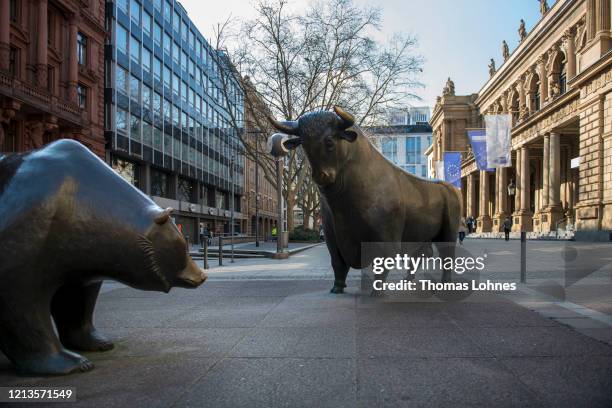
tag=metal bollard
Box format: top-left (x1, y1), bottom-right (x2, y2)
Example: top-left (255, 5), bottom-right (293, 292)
top-left (218, 235), bottom-right (223, 266)
top-left (202, 237), bottom-right (209, 270)
top-left (520, 231), bottom-right (526, 283)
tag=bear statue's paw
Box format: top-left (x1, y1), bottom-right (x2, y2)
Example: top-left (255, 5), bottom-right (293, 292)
top-left (16, 349), bottom-right (94, 376)
top-left (330, 285), bottom-right (345, 294)
top-left (60, 328), bottom-right (114, 352)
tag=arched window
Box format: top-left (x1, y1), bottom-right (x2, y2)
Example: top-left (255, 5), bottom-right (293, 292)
top-left (531, 74), bottom-right (541, 111)
top-left (558, 58), bottom-right (567, 95)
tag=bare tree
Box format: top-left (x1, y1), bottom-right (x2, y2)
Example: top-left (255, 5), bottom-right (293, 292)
top-left (213, 0), bottom-right (423, 231)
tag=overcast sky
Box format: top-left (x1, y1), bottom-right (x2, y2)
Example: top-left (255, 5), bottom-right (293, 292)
top-left (179, 0), bottom-right (544, 111)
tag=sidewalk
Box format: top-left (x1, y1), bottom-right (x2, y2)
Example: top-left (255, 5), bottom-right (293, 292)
top-left (1, 242), bottom-right (611, 407)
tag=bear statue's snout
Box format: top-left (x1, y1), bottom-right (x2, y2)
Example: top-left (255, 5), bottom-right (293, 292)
top-left (176, 259), bottom-right (207, 288)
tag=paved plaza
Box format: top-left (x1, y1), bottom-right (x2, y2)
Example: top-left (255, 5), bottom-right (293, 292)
top-left (1, 240), bottom-right (612, 407)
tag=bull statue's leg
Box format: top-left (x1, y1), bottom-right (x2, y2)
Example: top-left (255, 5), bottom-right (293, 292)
top-left (51, 281), bottom-right (114, 352)
top-left (324, 229), bottom-right (349, 294)
top-left (0, 293), bottom-right (94, 375)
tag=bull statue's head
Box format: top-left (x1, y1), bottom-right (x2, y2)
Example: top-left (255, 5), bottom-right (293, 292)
top-left (268, 106), bottom-right (358, 186)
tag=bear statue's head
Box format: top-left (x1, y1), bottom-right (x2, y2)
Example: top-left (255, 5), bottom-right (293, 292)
top-left (137, 207), bottom-right (207, 292)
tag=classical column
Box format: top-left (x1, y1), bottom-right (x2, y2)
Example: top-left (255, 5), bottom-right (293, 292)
top-left (36, 0), bottom-right (48, 88)
top-left (596, 0), bottom-right (610, 32)
top-left (514, 148), bottom-right (522, 215)
top-left (587, 0), bottom-right (596, 40)
top-left (538, 57), bottom-right (548, 103)
top-left (68, 16), bottom-right (79, 103)
top-left (493, 167), bottom-right (508, 231)
top-left (518, 78), bottom-right (527, 120)
top-left (564, 29), bottom-right (576, 79)
top-left (466, 173), bottom-right (474, 218)
top-left (0, 0), bottom-right (10, 72)
top-left (548, 133), bottom-right (562, 210)
top-left (477, 170), bottom-right (492, 232)
top-left (542, 134), bottom-right (550, 210)
top-left (515, 145), bottom-right (533, 232)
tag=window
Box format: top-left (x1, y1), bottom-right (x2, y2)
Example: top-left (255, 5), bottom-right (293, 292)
top-left (154, 92), bottom-right (162, 120)
top-left (130, 114), bottom-right (141, 140)
top-left (173, 73), bottom-right (180, 97)
top-left (130, 36), bottom-right (140, 64)
top-left (143, 121), bottom-right (152, 146)
top-left (142, 47), bottom-right (151, 73)
top-left (181, 50), bottom-right (187, 71)
top-left (153, 57), bottom-right (162, 82)
top-left (151, 169), bottom-right (170, 197)
top-left (130, 75), bottom-right (140, 102)
top-left (173, 10), bottom-right (180, 33)
top-left (116, 108), bottom-right (128, 131)
top-left (77, 84), bottom-right (87, 108)
top-left (143, 84), bottom-right (152, 109)
top-left (116, 25), bottom-right (128, 54)
top-left (181, 80), bottom-right (188, 102)
top-left (559, 60), bottom-right (567, 95)
top-left (405, 136), bottom-right (421, 165)
top-left (77, 32), bottom-right (87, 66)
top-left (9, 47), bottom-right (18, 77)
top-left (154, 23), bottom-right (162, 47)
top-left (163, 0), bottom-right (171, 22)
top-left (143, 11), bottom-right (152, 37)
top-left (163, 65), bottom-right (170, 89)
top-left (117, 0), bottom-right (128, 14)
top-left (112, 157), bottom-right (139, 186)
top-left (178, 178), bottom-right (195, 202)
top-left (10, 0), bottom-right (18, 23)
top-left (181, 21), bottom-right (188, 42)
top-left (172, 41), bottom-right (180, 64)
top-left (47, 65), bottom-right (54, 92)
top-left (381, 137), bottom-right (397, 163)
top-left (117, 66), bottom-right (129, 94)
top-left (163, 32), bottom-right (171, 55)
top-left (154, 0), bottom-right (161, 12)
top-left (130, 0), bottom-right (140, 25)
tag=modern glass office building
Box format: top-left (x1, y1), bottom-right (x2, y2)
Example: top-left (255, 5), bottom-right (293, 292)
top-left (369, 124), bottom-right (433, 178)
top-left (105, 0), bottom-right (245, 241)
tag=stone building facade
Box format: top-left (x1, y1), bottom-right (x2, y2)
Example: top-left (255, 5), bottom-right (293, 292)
top-left (0, 0), bottom-right (106, 156)
top-left (242, 78), bottom-right (279, 240)
top-left (430, 0), bottom-right (612, 240)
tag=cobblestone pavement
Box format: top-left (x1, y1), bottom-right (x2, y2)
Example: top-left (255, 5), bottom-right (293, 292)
top-left (1, 240), bottom-right (611, 407)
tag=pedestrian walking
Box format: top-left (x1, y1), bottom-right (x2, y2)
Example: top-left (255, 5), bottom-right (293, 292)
top-left (503, 217), bottom-right (512, 241)
top-left (458, 217), bottom-right (467, 244)
top-left (466, 216), bottom-right (474, 234)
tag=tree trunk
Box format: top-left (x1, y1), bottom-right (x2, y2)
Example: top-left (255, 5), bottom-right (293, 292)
top-left (286, 195), bottom-right (296, 232)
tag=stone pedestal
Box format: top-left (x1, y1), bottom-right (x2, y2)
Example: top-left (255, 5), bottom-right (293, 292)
top-left (512, 210), bottom-right (534, 232)
top-left (477, 215), bottom-right (493, 233)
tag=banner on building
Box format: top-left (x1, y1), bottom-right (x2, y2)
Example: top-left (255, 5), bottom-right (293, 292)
top-left (467, 129), bottom-right (492, 171)
top-left (435, 161), bottom-right (445, 180)
top-left (484, 114), bottom-right (512, 168)
top-left (443, 152), bottom-right (462, 188)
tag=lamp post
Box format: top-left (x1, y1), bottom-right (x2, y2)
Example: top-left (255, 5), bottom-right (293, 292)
top-left (507, 178), bottom-right (516, 214)
top-left (255, 132), bottom-right (260, 247)
top-left (276, 156), bottom-right (283, 255)
top-left (230, 155), bottom-right (235, 263)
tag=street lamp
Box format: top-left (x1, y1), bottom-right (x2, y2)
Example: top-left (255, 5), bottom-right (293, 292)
top-left (230, 155), bottom-right (235, 263)
top-left (267, 133), bottom-right (291, 259)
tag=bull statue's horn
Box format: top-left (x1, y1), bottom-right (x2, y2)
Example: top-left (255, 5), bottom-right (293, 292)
top-left (333, 106), bottom-right (355, 129)
top-left (267, 116), bottom-right (299, 135)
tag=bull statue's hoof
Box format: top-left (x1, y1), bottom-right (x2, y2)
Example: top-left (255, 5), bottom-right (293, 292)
top-left (330, 285), bottom-right (344, 294)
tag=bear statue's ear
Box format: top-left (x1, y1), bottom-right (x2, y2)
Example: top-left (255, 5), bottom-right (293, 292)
top-left (154, 207), bottom-right (174, 225)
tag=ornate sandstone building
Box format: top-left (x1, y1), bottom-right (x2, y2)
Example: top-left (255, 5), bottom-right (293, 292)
top-left (0, 0), bottom-right (105, 157)
top-left (429, 0), bottom-right (612, 240)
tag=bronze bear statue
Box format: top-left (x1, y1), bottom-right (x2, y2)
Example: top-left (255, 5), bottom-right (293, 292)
top-left (0, 139), bottom-right (207, 375)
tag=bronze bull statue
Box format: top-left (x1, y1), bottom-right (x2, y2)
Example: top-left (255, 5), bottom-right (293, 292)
top-left (0, 139), bottom-right (207, 375)
top-left (269, 107), bottom-right (461, 293)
